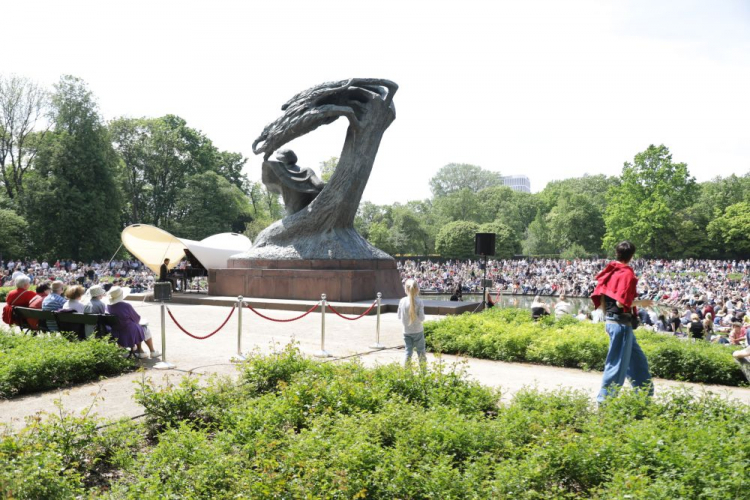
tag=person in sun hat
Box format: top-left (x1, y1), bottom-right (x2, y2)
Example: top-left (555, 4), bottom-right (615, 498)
top-left (106, 286), bottom-right (160, 359)
top-left (83, 285), bottom-right (107, 338)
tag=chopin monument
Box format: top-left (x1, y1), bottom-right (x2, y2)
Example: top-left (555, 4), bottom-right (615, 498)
top-left (209, 78), bottom-right (403, 301)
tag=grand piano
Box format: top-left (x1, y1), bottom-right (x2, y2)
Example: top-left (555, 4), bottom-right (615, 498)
top-left (170, 249), bottom-right (207, 292)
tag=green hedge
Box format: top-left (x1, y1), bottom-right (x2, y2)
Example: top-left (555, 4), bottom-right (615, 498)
top-left (424, 308), bottom-right (746, 386)
top-left (1, 347), bottom-right (749, 498)
top-left (0, 330), bottom-right (134, 398)
top-left (0, 286), bottom-right (38, 303)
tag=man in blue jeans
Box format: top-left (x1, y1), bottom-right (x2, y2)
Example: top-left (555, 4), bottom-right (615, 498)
top-left (591, 241), bottom-right (654, 403)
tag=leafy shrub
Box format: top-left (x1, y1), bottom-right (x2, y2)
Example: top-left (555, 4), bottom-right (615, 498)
top-left (425, 308), bottom-right (746, 386)
top-left (0, 330), bottom-right (134, 398)
top-left (2, 348), bottom-right (750, 498)
top-left (0, 285), bottom-right (37, 303)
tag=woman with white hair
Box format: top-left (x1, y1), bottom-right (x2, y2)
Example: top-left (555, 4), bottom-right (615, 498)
top-left (2, 274), bottom-right (37, 325)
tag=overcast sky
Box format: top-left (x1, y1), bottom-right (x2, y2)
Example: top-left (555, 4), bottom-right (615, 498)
top-left (4, 0), bottom-right (749, 204)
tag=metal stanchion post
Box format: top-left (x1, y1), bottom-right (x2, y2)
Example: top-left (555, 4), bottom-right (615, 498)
top-left (370, 292), bottom-right (385, 350)
top-left (154, 301), bottom-right (175, 369)
top-left (314, 293), bottom-right (331, 357)
top-left (231, 296), bottom-right (246, 362)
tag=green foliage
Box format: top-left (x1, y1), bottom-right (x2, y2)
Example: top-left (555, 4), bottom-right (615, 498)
top-left (0, 208), bottom-right (28, 258)
top-left (357, 201), bottom-right (434, 256)
top-left (0, 330), bottom-right (134, 398)
top-left (707, 201), bottom-right (750, 256)
top-left (560, 243), bottom-right (589, 260)
top-left (109, 114), bottom-right (249, 230)
top-left (318, 156), bottom-right (338, 182)
top-left (23, 76), bottom-right (122, 261)
top-left (539, 174), bottom-right (619, 213)
top-left (424, 308), bottom-right (745, 385)
top-left (477, 185), bottom-right (539, 235)
top-left (435, 220), bottom-right (480, 258)
top-left (522, 210), bottom-right (557, 256)
top-left (3, 346), bottom-right (750, 498)
top-left (173, 171), bottom-right (252, 240)
top-left (478, 220), bottom-right (520, 258)
top-left (603, 144), bottom-right (697, 257)
top-left (429, 163), bottom-right (502, 198)
top-left (434, 187), bottom-right (481, 222)
top-left (547, 192), bottom-right (605, 254)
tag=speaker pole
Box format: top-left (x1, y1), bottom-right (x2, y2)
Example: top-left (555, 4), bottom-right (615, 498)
top-left (482, 253), bottom-right (487, 310)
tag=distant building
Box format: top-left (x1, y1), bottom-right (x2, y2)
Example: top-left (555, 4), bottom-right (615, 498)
top-left (500, 175), bottom-right (531, 193)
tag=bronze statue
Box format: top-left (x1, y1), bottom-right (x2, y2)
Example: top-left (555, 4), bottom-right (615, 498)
top-left (237, 78), bottom-right (398, 261)
top-left (262, 149), bottom-right (324, 215)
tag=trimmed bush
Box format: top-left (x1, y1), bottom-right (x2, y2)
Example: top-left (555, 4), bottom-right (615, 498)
top-left (425, 308), bottom-right (746, 386)
top-left (0, 330), bottom-right (134, 398)
top-left (1, 347), bottom-right (749, 498)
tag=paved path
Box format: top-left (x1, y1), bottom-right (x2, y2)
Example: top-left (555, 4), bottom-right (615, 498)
top-left (2, 301), bottom-right (749, 430)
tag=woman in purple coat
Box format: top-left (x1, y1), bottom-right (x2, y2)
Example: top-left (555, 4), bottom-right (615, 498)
top-left (107, 287), bottom-right (161, 359)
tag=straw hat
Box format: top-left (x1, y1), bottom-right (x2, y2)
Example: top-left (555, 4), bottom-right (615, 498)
top-left (108, 286), bottom-right (129, 305)
top-left (88, 285), bottom-right (106, 298)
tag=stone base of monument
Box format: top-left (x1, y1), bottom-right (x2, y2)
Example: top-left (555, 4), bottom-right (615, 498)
top-left (208, 259), bottom-right (403, 302)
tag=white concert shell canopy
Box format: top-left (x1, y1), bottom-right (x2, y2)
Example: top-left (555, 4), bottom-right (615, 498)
top-left (121, 224), bottom-right (251, 274)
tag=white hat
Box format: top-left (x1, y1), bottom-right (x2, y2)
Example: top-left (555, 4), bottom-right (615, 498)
top-left (88, 285), bottom-right (106, 298)
top-left (108, 286), bottom-right (129, 305)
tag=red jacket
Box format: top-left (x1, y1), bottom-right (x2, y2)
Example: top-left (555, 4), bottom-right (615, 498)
top-left (3, 288), bottom-right (36, 325)
top-left (591, 261), bottom-right (638, 314)
top-left (5, 288), bottom-right (36, 308)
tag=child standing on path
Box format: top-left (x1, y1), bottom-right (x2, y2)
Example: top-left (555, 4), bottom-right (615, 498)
top-left (398, 279), bottom-right (426, 366)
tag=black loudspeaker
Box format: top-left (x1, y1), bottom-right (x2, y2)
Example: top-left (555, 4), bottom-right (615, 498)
top-left (153, 282), bottom-right (172, 302)
top-left (475, 233), bottom-right (496, 256)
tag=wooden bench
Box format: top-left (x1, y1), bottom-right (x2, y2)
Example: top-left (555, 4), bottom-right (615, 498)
top-left (13, 307), bottom-right (119, 340)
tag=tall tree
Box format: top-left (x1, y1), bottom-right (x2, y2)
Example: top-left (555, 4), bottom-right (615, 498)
top-left (0, 75), bottom-right (49, 202)
top-left (429, 163), bottom-right (502, 198)
top-left (110, 115), bottom-right (248, 229)
top-left (25, 76), bottom-right (121, 260)
top-left (602, 145), bottom-right (696, 257)
top-left (546, 192), bottom-right (605, 254)
top-left (0, 208), bottom-right (28, 258)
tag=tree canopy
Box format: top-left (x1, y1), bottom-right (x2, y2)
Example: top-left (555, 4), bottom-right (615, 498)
top-left (603, 144), bottom-right (697, 257)
top-left (429, 163), bottom-right (503, 198)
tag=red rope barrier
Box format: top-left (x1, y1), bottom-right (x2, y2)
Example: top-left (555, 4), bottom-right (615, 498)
top-left (246, 302), bottom-right (319, 322)
top-left (326, 301), bottom-right (378, 321)
top-left (167, 306), bottom-right (235, 340)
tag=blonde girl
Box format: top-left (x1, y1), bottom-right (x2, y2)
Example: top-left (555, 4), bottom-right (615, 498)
top-left (397, 279), bottom-right (426, 365)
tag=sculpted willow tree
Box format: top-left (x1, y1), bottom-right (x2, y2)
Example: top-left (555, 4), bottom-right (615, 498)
top-left (239, 78), bottom-right (399, 261)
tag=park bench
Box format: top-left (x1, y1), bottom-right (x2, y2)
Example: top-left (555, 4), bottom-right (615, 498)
top-left (13, 307), bottom-right (119, 340)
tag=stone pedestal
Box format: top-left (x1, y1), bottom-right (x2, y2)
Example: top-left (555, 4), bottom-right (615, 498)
top-left (208, 259), bottom-right (403, 302)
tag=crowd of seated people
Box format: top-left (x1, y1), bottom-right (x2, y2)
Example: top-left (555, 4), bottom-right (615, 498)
top-left (0, 258), bottom-right (155, 292)
top-left (2, 273), bottom-right (161, 359)
top-left (398, 258), bottom-right (749, 344)
top-left (398, 258), bottom-right (749, 299)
